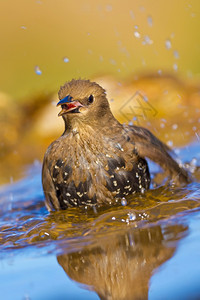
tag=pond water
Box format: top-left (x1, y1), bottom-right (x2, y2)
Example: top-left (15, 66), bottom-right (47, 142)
top-left (0, 140), bottom-right (200, 300)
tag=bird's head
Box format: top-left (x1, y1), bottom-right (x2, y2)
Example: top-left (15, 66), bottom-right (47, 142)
top-left (57, 79), bottom-right (114, 129)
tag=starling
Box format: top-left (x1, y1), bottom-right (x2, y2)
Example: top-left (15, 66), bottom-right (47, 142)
top-left (42, 79), bottom-right (189, 211)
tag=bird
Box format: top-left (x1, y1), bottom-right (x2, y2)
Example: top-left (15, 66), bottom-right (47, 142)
top-left (42, 79), bottom-right (189, 211)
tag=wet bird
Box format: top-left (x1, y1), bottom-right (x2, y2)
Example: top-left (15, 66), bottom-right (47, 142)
top-left (42, 79), bottom-right (189, 211)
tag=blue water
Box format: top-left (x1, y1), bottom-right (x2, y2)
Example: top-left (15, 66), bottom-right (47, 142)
top-left (0, 141), bottom-right (200, 300)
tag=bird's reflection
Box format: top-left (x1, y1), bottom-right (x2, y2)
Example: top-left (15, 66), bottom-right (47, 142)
top-left (57, 222), bottom-right (188, 300)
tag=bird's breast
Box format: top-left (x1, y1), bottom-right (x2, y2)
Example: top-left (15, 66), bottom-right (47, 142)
top-left (49, 133), bottom-right (150, 209)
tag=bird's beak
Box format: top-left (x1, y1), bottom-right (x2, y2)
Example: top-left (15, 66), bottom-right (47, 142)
top-left (57, 95), bottom-right (84, 116)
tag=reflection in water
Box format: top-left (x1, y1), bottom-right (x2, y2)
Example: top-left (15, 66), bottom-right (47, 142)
top-left (57, 223), bottom-right (188, 300)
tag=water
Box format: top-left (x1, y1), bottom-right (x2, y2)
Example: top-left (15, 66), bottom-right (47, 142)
top-left (173, 63), bottom-right (178, 71)
top-left (63, 57), bottom-right (69, 63)
top-left (0, 141), bottom-right (200, 299)
top-left (134, 31), bottom-right (141, 39)
top-left (142, 36), bottom-right (153, 45)
top-left (173, 50), bottom-right (179, 59)
top-left (34, 66), bottom-right (42, 76)
top-left (147, 15), bottom-right (153, 27)
top-left (165, 39), bottom-right (172, 50)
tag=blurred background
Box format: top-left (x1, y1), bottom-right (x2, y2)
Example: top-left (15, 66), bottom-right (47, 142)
top-left (0, 0), bottom-right (200, 184)
top-left (0, 2), bottom-right (200, 299)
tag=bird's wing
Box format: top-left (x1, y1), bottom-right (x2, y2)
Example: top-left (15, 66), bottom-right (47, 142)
top-left (42, 153), bottom-right (61, 211)
top-left (126, 125), bottom-right (190, 185)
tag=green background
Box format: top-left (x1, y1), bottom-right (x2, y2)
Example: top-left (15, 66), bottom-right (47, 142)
top-left (0, 0), bottom-right (199, 98)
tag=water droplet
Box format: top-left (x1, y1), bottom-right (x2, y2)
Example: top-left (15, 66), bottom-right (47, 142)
top-left (93, 205), bottom-right (97, 214)
top-left (142, 35), bottom-right (153, 45)
top-left (188, 157), bottom-right (197, 173)
top-left (121, 198), bottom-right (127, 206)
top-left (141, 187), bottom-right (145, 194)
top-left (128, 212), bottom-right (136, 221)
top-left (34, 66), bottom-right (42, 75)
top-left (147, 15), bottom-right (153, 26)
top-left (173, 63), bottom-right (178, 71)
top-left (130, 10), bottom-right (135, 19)
top-left (143, 95), bottom-right (148, 102)
top-left (110, 58), bottom-right (116, 65)
top-left (128, 121), bottom-right (133, 126)
top-left (167, 140), bottom-right (173, 147)
top-left (170, 33), bottom-right (175, 39)
top-left (172, 124), bottom-right (178, 130)
top-left (160, 123), bottom-right (165, 128)
top-left (173, 50), bottom-right (179, 59)
top-left (21, 25), bottom-right (27, 30)
top-left (112, 216), bottom-right (116, 220)
top-left (165, 39), bottom-right (172, 49)
top-left (63, 57), bottom-right (69, 63)
top-left (195, 132), bottom-right (200, 141)
top-left (191, 158), bottom-right (197, 166)
top-left (174, 148), bottom-right (180, 155)
top-left (134, 31), bottom-right (141, 38)
top-left (158, 69), bottom-right (162, 75)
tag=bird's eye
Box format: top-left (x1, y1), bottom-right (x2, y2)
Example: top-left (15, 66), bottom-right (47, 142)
top-left (88, 95), bottom-right (94, 104)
